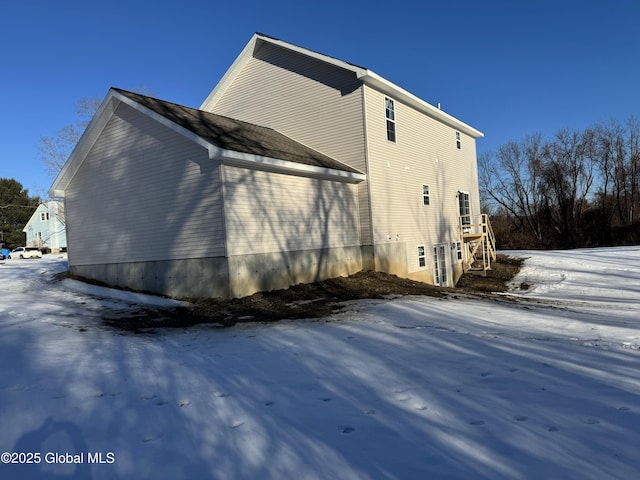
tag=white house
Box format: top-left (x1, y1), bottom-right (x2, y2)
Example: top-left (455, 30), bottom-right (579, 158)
top-left (23, 201), bottom-right (67, 252)
top-left (49, 33), bottom-right (494, 299)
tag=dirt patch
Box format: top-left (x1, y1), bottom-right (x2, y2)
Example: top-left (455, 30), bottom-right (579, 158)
top-left (101, 254), bottom-right (524, 332)
top-left (455, 254), bottom-right (524, 293)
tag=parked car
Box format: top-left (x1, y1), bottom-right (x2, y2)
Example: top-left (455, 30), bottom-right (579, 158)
top-left (8, 247), bottom-right (43, 259)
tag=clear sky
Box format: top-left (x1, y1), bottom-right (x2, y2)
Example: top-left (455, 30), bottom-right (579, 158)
top-left (1, 0), bottom-right (639, 199)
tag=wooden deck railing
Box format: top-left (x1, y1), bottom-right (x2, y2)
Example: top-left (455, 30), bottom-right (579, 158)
top-left (460, 214), bottom-right (496, 274)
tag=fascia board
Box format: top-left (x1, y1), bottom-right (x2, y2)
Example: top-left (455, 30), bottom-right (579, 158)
top-left (48, 92), bottom-right (119, 198)
top-left (112, 91), bottom-right (213, 151)
top-left (199, 34), bottom-right (261, 111)
top-left (358, 70), bottom-right (484, 139)
top-left (49, 90), bottom-right (217, 198)
top-left (255, 34), bottom-right (369, 77)
top-left (216, 149), bottom-right (366, 184)
top-left (200, 33), bottom-right (368, 111)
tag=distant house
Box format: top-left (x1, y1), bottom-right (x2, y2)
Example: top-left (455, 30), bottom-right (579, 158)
top-left (49, 33), bottom-right (494, 299)
top-left (23, 201), bottom-right (67, 252)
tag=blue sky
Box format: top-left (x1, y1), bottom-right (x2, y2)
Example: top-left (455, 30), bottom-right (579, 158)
top-left (2, 0), bottom-right (639, 199)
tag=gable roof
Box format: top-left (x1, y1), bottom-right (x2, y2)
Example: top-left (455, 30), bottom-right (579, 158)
top-left (200, 33), bottom-right (484, 139)
top-left (50, 89), bottom-right (365, 197)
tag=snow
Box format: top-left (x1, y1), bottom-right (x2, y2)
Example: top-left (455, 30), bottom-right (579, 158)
top-left (1, 248), bottom-right (639, 479)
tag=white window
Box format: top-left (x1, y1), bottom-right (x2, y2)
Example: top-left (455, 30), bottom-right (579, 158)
top-left (40, 212), bottom-right (49, 221)
top-left (456, 131), bottom-right (461, 149)
top-left (458, 192), bottom-right (471, 226)
top-left (385, 97), bottom-right (396, 142)
top-left (456, 242), bottom-right (462, 261)
top-left (417, 245), bottom-right (426, 268)
top-left (422, 184), bottom-right (430, 206)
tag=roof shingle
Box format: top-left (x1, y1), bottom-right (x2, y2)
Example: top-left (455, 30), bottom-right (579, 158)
top-left (113, 88), bottom-right (362, 174)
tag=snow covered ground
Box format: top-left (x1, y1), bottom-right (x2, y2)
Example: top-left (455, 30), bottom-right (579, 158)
top-left (1, 247), bottom-right (639, 479)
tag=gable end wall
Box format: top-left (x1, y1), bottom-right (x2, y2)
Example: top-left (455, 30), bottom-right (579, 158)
top-left (65, 102), bottom-right (226, 266)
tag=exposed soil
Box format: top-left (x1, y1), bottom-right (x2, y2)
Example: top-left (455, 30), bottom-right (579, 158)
top-left (100, 254), bottom-right (524, 332)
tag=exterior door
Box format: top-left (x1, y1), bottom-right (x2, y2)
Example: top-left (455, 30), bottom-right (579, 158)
top-left (459, 192), bottom-right (471, 226)
top-left (433, 244), bottom-right (449, 286)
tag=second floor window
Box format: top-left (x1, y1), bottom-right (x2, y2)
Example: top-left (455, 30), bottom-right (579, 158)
top-left (422, 184), bottom-right (430, 205)
top-left (385, 97), bottom-right (396, 142)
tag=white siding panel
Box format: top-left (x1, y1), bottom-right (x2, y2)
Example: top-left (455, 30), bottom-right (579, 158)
top-left (363, 85), bottom-right (481, 272)
top-left (66, 103), bottom-right (225, 265)
top-left (207, 42), bottom-right (372, 246)
top-left (223, 165), bottom-right (360, 256)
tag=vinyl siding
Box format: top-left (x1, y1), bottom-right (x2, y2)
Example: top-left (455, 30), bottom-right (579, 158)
top-left (363, 85), bottom-right (480, 275)
top-left (65, 103), bottom-right (225, 265)
top-left (207, 41), bottom-right (372, 245)
top-left (222, 165), bottom-right (360, 256)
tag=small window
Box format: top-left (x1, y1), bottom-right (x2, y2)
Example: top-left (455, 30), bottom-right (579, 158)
top-left (456, 242), bottom-right (462, 261)
top-left (417, 245), bottom-right (426, 268)
top-left (456, 131), bottom-right (461, 149)
top-left (385, 97), bottom-right (396, 142)
top-left (422, 184), bottom-right (430, 206)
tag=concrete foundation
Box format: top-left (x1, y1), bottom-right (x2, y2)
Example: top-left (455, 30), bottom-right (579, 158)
top-left (71, 245), bottom-right (363, 300)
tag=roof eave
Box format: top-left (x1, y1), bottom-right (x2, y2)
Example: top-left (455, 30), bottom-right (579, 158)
top-left (216, 148), bottom-right (366, 184)
top-left (200, 33), bottom-right (369, 111)
top-left (49, 91), bottom-right (120, 198)
top-left (358, 70), bottom-right (484, 139)
top-left (200, 33), bottom-right (483, 139)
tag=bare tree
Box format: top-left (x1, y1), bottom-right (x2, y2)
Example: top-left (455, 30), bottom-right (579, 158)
top-left (542, 128), bottom-right (596, 246)
top-left (39, 96), bottom-right (102, 178)
top-left (479, 134), bottom-right (547, 244)
top-left (40, 87), bottom-right (155, 179)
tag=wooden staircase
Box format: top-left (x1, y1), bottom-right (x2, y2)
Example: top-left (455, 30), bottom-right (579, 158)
top-left (460, 214), bottom-right (496, 275)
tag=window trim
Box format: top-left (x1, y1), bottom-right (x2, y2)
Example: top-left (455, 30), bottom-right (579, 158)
top-left (458, 191), bottom-right (471, 226)
top-left (385, 97), bottom-right (396, 143)
top-left (422, 184), bottom-right (430, 206)
top-left (417, 245), bottom-right (426, 269)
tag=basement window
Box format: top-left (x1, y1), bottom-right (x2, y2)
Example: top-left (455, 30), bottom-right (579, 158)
top-left (385, 97), bottom-right (396, 142)
top-left (417, 245), bottom-right (426, 268)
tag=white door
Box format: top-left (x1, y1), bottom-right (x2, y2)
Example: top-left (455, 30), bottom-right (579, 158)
top-left (433, 244), bottom-right (449, 287)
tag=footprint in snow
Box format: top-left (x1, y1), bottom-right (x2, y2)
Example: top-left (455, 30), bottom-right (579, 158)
top-left (263, 401), bottom-right (275, 407)
top-left (548, 426), bottom-right (560, 432)
top-left (415, 405), bottom-right (428, 411)
top-left (215, 392), bottom-right (230, 398)
top-left (339, 426), bottom-right (355, 434)
top-left (617, 406), bottom-right (630, 411)
top-left (321, 397), bottom-right (332, 402)
top-left (177, 400), bottom-right (190, 407)
top-left (480, 372), bottom-right (493, 377)
top-left (469, 420), bottom-right (485, 426)
top-left (513, 415), bottom-right (528, 422)
top-left (584, 418), bottom-right (600, 425)
top-left (509, 368), bottom-right (519, 373)
top-left (364, 409), bottom-right (376, 416)
top-left (142, 433), bottom-right (163, 443)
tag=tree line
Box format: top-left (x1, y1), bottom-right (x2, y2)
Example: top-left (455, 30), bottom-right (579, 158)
top-left (480, 116), bottom-right (640, 249)
top-left (0, 179), bottom-right (41, 248)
